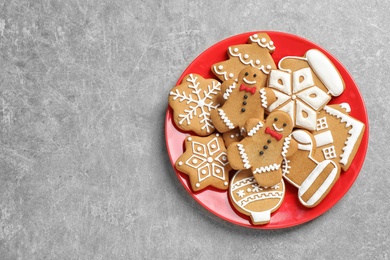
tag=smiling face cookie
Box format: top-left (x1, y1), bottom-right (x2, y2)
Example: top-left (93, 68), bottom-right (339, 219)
top-left (227, 111), bottom-right (298, 187)
top-left (210, 67), bottom-right (276, 133)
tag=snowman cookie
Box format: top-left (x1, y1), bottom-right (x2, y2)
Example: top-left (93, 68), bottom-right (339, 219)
top-left (227, 111), bottom-right (298, 187)
top-left (210, 67), bottom-right (276, 133)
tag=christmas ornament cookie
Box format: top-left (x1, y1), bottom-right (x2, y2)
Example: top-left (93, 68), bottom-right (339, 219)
top-left (227, 111), bottom-right (298, 187)
top-left (267, 49), bottom-right (345, 130)
top-left (282, 130), bottom-right (340, 208)
top-left (311, 103), bottom-right (365, 171)
top-left (175, 134), bottom-right (231, 192)
top-left (210, 67), bottom-right (276, 133)
top-left (229, 169), bottom-right (285, 225)
top-left (169, 74), bottom-right (224, 136)
top-left (212, 33), bottom-right (277, 82)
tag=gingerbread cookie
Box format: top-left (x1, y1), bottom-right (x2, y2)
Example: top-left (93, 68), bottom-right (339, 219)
top-left (267, 49), bottom-right (345, 130)
top-left (212, 33), bottom-right (277, 82)
top-left (227, 111), bottom-right (298, 187)
top-left (175, 134), bottom-right (231, 192)
top-left (169, 74), bottom-right (224, 136)
top-left (210, 67), bottom-right (276, 133)
top-left (229, 169), bottom-right (285, 225)
top-left (312, 103), bottom-right (365, 171)
top-left (282, 130), bottom-right (340, 207)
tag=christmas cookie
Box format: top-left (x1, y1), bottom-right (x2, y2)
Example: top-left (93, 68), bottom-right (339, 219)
top-left (169, 74), bottom-right (224, 136)
top-left (227, 110), bottom-right (298, 187)
top-left (282, 130), bottom-right (340, 207)
top-left (311, 103), bottom-right (365, 171)
top-left (229, 169), bottom-right (285, 225)
top-left (175, 134), bottom-right (231, 192)
top-left (210, 67), bottom-right (276, 133)
top-left (267, 49), bottom-right (345, 130)
top-left (212, 33), bottom-right (277, 82)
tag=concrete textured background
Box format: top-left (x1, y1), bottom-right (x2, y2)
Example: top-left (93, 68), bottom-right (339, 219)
top-left (0, 0), bottom-right (387, 259)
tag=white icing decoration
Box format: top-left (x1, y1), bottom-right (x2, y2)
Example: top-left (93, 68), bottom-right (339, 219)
top-left (218, 109), bottom-right (235, 129)
top-left (227, 47), bottom-right (273, 74)
top-left (249, 34), bottom-right (276, 51)
top-left (268, 69), bottom-right (329, 130)
top-left (253, 163), bottom-right (280, 174)
top-left (314, 130), bottom-right (333, 147)
top-left (306, 49), bottom-right (344, 96)
top-left (170, 74), bottom-right (221, 133)
top-left (178, 161), bottom-right (183, 166)
top-left (196, 183), bottom-right (200, 187)
top-left (298, 160), bottom-right (338, 207)
top-left (323, 105), bottom-right (365, 166)
top-left (272, 123), bottom-right (283, 132)
top-left (213, 65), bottom-right (230, 81)
top-left (243, 77), bottom-right (256, 85)
top-left (223, 82), bottom-right (236, 100)
top-left (340, 102), bottom-right (351, 113)
top-left (259, 88), bottom-right (268, 108)
top-left (237, 143), bottom-right (251, 169)
top-left (281, 136), bottom-right (291, 158)
top-left (247, 122), bottom-right (264, 137)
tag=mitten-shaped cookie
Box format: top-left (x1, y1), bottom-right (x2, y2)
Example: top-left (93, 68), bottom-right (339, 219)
top-left (227, 111), bottom-right (298, 187)
top-left (210, 67), bottom-right (276, 133)
top-left (282, 130), bottom-right (340, 208)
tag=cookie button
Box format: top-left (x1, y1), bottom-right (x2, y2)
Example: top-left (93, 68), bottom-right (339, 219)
top-left (244, 94), bottom-right (248, 99)
top-left (243, 101), bottom-right (247, 105)
top-left (241, 108), bottom-right (246, 112)
top-left (263, 145), bottom-right (268, 150)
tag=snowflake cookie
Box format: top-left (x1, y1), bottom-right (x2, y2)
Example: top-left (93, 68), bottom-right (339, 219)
top-left (267, 49), bottom-right (346, 130)
top-left (175, 134), bottom-right (231, 192)
top-left (169, 74), bottom-right (224, 136)
top-left (227, 111), bottom-right (298, 187)
top-left (229, 169), bottom-right (285, 225)
top-left (212, 32), bottom-right (277, 82)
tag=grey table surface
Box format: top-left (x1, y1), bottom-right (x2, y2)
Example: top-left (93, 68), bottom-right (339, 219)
top-left (0, 0), bottom-right (388, 259)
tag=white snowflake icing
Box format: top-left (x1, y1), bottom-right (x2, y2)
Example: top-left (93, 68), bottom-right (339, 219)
top-left (170, 74), bottom-right (221, 133)
top-left (185, 136), bottom-right (229, 184)
top-left (237, 189), bottom-right (246, 198)
top-left (251, 183), bottom-right (262, 193)
top-left (267, 68), bottom-right (331, 130)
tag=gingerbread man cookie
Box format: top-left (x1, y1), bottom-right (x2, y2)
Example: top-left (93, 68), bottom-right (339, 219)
top-left (169, 74), bottom-right (224, 136)
top-left (227, 111), bottom-right (298, 187)
top-left (175, 134), bottom-right (231, 192)
top-left (210, 67), bottom-right (276, 133)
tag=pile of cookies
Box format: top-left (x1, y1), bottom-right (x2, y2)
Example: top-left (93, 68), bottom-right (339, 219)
top-left (168, 33), bottom-right (365, 225)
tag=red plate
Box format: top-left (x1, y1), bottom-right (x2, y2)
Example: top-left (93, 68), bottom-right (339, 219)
top-left (165, 31), bottom-right (369, 229)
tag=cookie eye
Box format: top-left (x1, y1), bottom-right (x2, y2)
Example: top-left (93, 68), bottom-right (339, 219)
top-left (274, 118), bottom-right (278, 122)
top-left (253, 74), bottom-right (257, 78)
top-left (283, 123), bottom-right (287, 127)
top-left (245, 72), bottom-right (249, 76)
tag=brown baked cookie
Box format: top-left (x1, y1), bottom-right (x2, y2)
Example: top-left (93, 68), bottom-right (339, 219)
top-left (227, 111), bottom-right (298, 187)
top-left (311, 103), bottom-right (365, 171)
top-left (175, 134), bottom-right (231, 192)
top-left (282, 130), bottom-right (341, 208)
top-left (212, 33), bottom-right (277, 82)
top-left (229, 169), bottom-right (285, 225)
top-left (266, 49), bottom-right (345, 130)
top-left (169, 74), bottom-right (224, 136)
top-left (210, 67), bottom-right (276, 133)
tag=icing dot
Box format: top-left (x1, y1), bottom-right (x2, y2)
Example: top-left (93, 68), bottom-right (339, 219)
top-left (269, 41), bottom-right (274, 46)
top-left (236, 133), bottom-right (240, 137)
top-left (230, 134), bottom-right (235, 139)
top-left (207, 157), bottom-right (213, 163)
top-left (247, 188), bottom-right (252, 192)
top-left (218, 65), bottom-right (223, 70)
top-left (215, 169), bottom-right (221, 174)
top-left (253, 34), bottom-right (258, 38)
top-left (261, 38), bottom-right (266, 43)
top-left (229, 73), bottom-right (234, 78)
top-left (197, 147), bottom-right (202, 152)
top-left (266, 65), bottom-right (272, 70)
top-left (188, 137), bottom-right (192, 141)
top-left (222, 155), bottom-right (227, 161)
top-left (233, 47), bottom-right (238, 52)
top-left (178, 161), bottom-right (183, 166)
top-left (224, 181), bottom-right (228, 186)
top-left (292, 94), bottom-right (297, 100)
top-left (192, 159), bottom-right (198, 164)
top-left (201, 169), bottom-right (207, 174)
top-left (211, 144), bottom-right (216, 149)
top-left (244, 54), bottom-right (249, 59)
top-left (216, 133), bottom-right (220, 137)
top-left (255, 59), bottom-right (260, 65)
top-left (196, 183), bottom-right (200, 187)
